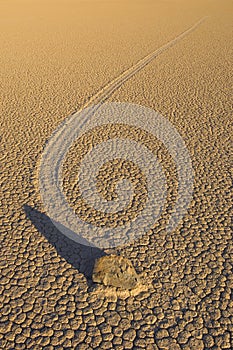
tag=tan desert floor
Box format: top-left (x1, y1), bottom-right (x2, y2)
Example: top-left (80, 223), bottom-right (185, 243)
top-left (0, 0), bottom-right (232, 349)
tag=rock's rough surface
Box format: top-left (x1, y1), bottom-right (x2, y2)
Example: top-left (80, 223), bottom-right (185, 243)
top-left (92, 255), bottom-right (140, 289)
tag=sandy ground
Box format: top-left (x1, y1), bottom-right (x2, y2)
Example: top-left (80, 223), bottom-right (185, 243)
top-left (0, 0), bottom-right (232, 349)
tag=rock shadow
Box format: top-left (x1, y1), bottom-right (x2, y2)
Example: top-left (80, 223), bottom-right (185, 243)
top-left (23, 205), bottom-right (106, 283)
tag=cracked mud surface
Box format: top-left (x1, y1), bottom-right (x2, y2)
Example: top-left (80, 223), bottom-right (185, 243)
top-left (0, 0), bottom-right (232, 349)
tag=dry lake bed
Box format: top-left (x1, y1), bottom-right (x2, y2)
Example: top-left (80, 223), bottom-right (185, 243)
top-left (0, 0), bottom-right (232, 349)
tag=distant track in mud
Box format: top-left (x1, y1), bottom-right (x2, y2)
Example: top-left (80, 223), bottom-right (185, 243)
top-left (78, 16), bottom-right (208, 111)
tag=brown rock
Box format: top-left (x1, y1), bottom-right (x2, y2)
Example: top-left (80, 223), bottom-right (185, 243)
top-left (92, 255), bottom-right (140, 289)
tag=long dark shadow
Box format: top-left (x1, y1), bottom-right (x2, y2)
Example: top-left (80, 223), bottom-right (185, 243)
top-left (23, 205), bottom-right (106, 282)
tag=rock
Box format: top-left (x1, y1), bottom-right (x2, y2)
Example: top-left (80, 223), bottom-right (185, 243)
top-left (92, 255), bottom-right (140, 289)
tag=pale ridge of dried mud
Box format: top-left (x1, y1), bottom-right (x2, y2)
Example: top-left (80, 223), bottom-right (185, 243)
top-left (0, 0), bottom-right (232, 349)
